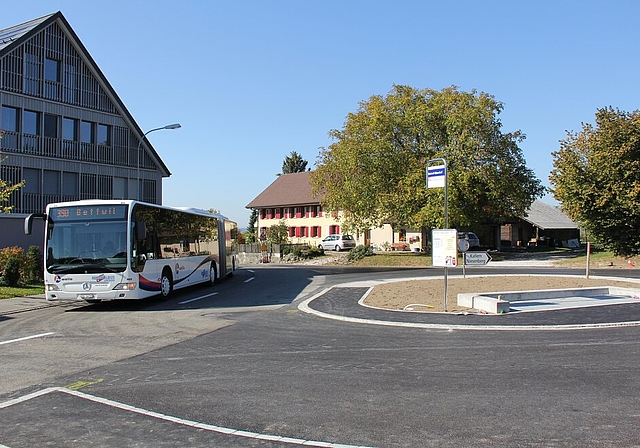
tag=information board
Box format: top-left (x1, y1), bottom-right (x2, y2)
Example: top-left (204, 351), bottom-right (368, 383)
top-left (432, 229), bottom-right (458, 267)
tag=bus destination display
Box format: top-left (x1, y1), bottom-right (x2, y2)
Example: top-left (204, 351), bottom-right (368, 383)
top-left (51, 205), bottom-right (127, 221)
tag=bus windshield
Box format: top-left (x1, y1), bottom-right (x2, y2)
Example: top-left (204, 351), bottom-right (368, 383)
top-left (45, 204), bottom-right (129, 274)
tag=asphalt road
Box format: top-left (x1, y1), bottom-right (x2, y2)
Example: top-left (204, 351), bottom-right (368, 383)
top-left (1, 265), bottom-right (640, 447)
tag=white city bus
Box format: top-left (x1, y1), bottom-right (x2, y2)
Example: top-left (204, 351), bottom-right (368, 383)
top-left (25, 200), bottom-right (237, 302)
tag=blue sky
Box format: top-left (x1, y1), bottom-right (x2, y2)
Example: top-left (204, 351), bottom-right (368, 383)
top-left (3, 1), bottom-right (640, 226)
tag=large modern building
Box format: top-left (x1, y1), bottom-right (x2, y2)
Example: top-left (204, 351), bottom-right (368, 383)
top-left (0, 11), bottom-right (171, 249)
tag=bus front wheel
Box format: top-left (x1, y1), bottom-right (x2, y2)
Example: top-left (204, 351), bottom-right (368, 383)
top-left (160, 269), bottom-right (173, 298)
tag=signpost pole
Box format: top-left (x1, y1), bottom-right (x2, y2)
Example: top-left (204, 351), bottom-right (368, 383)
top-left (427, 158), bottom-right (449, 311)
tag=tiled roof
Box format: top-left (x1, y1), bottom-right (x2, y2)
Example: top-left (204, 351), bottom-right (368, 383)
top-left (246, 171), bottom-right (322, 208)
top-left (523, 200), bottom-right (578, 230)
top-left (0, 13), bottom-right (54, 52)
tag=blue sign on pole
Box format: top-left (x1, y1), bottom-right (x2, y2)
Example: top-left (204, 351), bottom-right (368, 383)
top-left (427, 164), bottom-right (446, 189)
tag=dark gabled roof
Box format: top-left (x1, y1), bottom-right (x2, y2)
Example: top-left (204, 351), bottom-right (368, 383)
top-left (523, 200), bottom-right (578, 230)
top-left (0, 13), bottom-right (53, 52)
top-left (246, 171), bottom-right (322, 209)
top-left (0, 12), bottom-right (171, 177)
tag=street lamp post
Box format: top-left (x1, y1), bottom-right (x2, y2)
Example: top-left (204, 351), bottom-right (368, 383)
top-left (136, 123), bottom-right (181, 200)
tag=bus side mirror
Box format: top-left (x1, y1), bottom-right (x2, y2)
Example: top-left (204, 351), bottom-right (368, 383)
top-left (136, 221), bottom-right (147, 240)
top-left (24, 213), bottom-right (47, 235)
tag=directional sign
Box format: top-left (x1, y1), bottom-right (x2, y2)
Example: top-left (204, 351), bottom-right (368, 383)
top-left (464, 251), bottom-right (492, 266)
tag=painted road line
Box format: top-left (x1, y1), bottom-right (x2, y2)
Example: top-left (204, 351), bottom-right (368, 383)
top-left (244, 277), bottom-right (255, 283)
top-left (0, 387), bottom-right (375, 448)
top-left (0, 332), bottom-right (55, 346)
top-left (178, 292), bottom-right (219, 305)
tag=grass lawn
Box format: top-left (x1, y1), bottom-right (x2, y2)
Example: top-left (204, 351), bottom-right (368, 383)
top-left (349, 252), bottom-right (433, 267)
top-left (0, 284), bottom-right (44, 300)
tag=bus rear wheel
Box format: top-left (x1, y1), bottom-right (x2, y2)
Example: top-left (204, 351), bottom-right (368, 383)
top-left (160, 269), bottom-right (173, 298)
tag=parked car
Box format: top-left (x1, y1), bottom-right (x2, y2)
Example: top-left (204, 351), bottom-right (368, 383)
top-left (318, 234), bottom-right (356, 251)
top-left (458, 231), bottom-right (480, 249)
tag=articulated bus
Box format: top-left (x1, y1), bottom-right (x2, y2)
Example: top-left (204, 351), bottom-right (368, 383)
top-left (25, 200), bottom-right (238, 302)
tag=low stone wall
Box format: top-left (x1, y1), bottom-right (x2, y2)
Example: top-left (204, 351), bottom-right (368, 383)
top-left (236, 252), bottom-right (281, 265)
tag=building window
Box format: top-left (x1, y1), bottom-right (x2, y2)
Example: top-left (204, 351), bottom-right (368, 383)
top-left (23, 168), bottom-right (41, 194)
top-left (1, 106), bottom-right (18, 131)
top-left (62, 172), bottom-right (78, 197)
top-left (43, 170), bottom-right (60, 195)
top-left (23, 110), bottom-right (39, 135)
top-left (311, 226), bottom-right (321, 238)
top-left (24, 52), bottom-right (40, 95)
top-left (62, 117), bottom-right (76, 140)
top-left (80, 120), bottom-right (94, 143)
top-left (97, 124), bottom-right (110, 146)
top-left (44, 58), bottom-right (60, 82)
top-left (44, 114), bottom-right (58, 138)
top-left (329, 225), bottom-right (340, 234)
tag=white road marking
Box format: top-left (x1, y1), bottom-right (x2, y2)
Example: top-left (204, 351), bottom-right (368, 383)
top-left (0, 387), bottom-right (374, 447)
top-left (178, 292), bottom-right (218, 304)
top-left (244, 277), bottom-right (255, 283)
top-left (0, 332), bottom-right (55, 346)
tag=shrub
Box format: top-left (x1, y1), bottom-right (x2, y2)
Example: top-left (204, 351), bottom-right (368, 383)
top-left (348, 244), bottom-right (374, 261)
top-left (24, 245), bottom-right (43, 284)
top-left (0, 246), bottom-right (25, 271)
top-left (4, 256), bottom-right (21, 286)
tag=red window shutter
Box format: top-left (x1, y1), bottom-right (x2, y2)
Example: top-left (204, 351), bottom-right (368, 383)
top-left (288, 227), bottom-right (294, 237)
top-left (317, 206), bottom-right (322, 217)
top-left (317, 227), bottom-right (322, 237)
top-left (260, 209), bottom-right (265, 219)
top-left (336, 225), bottom-right (340, 234)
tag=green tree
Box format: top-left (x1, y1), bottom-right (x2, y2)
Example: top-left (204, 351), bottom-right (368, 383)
top-left (281, 151), bottom-right (309, 175)
top-left (0, 147), bottom-right (25, 213)
top-left (311, 85), bottom-right (544, 233)
top-left (550, 107), bottom-right (640, 256)
top-left (266, 220), bottom-right (290, 245)
top-left (245, 209), bottom-right (258, 243)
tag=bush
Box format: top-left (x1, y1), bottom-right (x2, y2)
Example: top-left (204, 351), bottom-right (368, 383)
top-left (0, 246), bottom-right (25, 271)
top-left (348, 244), bottom-right (374, 261)
top-left (282, 245), bottom-right (324, 261)
top-left (24, 245), bottom-right (43, 284)
top-left (4, 256), bottom-right (21, 286)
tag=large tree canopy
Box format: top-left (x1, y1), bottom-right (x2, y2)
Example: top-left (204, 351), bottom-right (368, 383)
top-left (550, 107), bottom-right (640, 256)
top-left (311, 85), bottom-right (544, 232)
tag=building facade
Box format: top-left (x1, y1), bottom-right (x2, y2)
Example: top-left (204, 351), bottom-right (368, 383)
top-left (0, 12), bottom-right (171, 250)
top-left (246, 171), bottom-right (421, 250)
top-left (0, 12), bottom-right (170, 212)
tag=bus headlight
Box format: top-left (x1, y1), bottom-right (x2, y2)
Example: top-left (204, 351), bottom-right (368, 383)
top-left (46, 284), bottom-right (61, 291)
top-left (114, 282), bottom-right (137, 291)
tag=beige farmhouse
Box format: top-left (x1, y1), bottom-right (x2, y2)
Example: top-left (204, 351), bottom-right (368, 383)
top-left (246, 171), bottom-right (425, 251)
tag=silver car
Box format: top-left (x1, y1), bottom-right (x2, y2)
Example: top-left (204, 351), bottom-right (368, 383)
top-left (458, 231), bottom-right (480, 249)
top-left (318, 234), bottom-right (356, 251)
